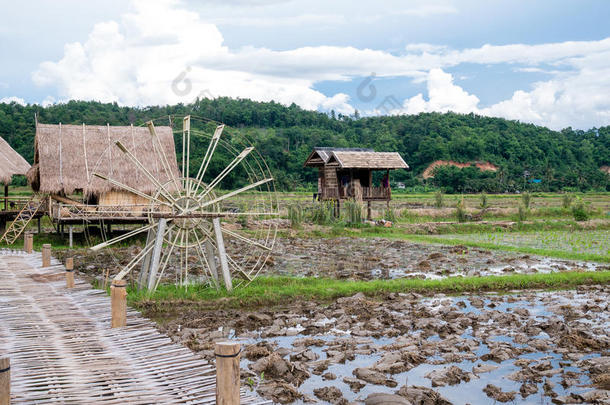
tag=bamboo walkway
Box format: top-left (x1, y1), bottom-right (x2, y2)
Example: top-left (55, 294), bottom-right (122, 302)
top-left (0, 249), bottom-right (270, 404)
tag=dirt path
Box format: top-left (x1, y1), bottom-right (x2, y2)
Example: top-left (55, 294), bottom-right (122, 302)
top-left (0, 249), bottom-right (269, 404)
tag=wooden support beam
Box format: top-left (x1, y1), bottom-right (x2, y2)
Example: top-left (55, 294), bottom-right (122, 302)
top-left (215, 341), bottom-right (240, 405)
top-left (68, 226), bottom-right (73, 248)
top-left (41, 244), bottom-right (51, 267)
top-left (137, 228), bottom-right (155, 290)
top-left (213, 218), bottom-right (231, 291)
top-left (367, 200), bottom-right (372, 220)
top-left (65, 257), bottom-right (74, 289)
top-left (0, 357), bottom-right (9, 405)
top-left (205, 240), bottom-right (219, 283)
top-left (111, 279), bottom-right (127, 328)
top-left (146, 219), bottom-right (167, 290)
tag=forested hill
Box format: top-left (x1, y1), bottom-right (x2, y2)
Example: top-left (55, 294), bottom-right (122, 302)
top-left (0, 98), bottom-right (608, 192)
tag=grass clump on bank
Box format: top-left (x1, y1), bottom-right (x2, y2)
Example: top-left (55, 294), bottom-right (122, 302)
top-left (129, 271), bottom-right (610, 308)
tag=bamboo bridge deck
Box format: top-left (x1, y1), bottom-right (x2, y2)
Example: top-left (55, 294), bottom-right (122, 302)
top-left (0, 249), bottom-right (270, 404)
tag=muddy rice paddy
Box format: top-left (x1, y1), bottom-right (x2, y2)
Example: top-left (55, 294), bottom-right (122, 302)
top-left (142, 285), bottom-right (610, 405)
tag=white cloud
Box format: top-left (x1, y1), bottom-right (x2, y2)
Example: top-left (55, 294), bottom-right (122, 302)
top-left (399, 69), bottom-right (479, 115)
top-left (31, 0), bottom-right (610, 129)
top-left (0, 96), bottom-right (26, 106)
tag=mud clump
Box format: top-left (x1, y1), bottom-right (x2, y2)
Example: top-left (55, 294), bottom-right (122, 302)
top-left (257, 382), bottom-right (302, 404)
top-left (425, 365), bottom-right (474, 387)
top-left (353, 367), bottom-right (397, 387)
top-left (397, 385), bottom-right (452, 405)
top-left (314, 386), bottom-right (346, 404)
top-left (250, 353), bottom-right (309, 386)
top-left (365, 393), bottom-right (411, 405)
top-left (483, 384), bottom-right (517, 402)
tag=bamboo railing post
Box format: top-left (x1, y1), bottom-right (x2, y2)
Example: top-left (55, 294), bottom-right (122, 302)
top-left (0, 357), bottom-right (9, 405)
top-left (65, 257), bottom-right (74, 289)
top-left (41, 244), bottom-right (51, 267)
top-left (215, 341), bottom-right (241, 405)
top-left (111, 279), bottom-right (127, 328)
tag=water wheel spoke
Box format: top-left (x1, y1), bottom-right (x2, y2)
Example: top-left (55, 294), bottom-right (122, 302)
top-left (190, 124), bottom-right (224, 195)
top-left (90, 222), bottom-right (158, 252)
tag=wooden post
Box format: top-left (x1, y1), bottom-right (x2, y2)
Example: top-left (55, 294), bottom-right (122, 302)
top-left (65, 257), bottom-right (74, 288)
top-left (111, 279), bottom-right (127, 328)
top-left (41, 244), bottom-right (51, 267)
top-left (68, 226), bottom-right (73, 248)
top-left (367, 201), bottom-right (372, 220)
top-left (215, 341), bottom-right (240, 405)
top-left (0, 357), bottom-right (8, 405)
top-left (37, 217), bottom-right (41, 234)
top-left (24, 233), bottom-right (33, 254)
top-left (3, 184), bottom-right (7, 211)
top-left (212, 218), bottom-right (231, 291)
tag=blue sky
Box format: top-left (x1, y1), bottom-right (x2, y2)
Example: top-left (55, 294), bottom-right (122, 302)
top-left (1, 0), bottom-right (609, 130)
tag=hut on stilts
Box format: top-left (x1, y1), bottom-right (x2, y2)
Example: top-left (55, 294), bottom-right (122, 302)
top-left (304, 147), bottom-right (408, 219)
top-left (25, 122), bottom-right (180, 237)
top-left (0, 136), bottom-right (33, 235)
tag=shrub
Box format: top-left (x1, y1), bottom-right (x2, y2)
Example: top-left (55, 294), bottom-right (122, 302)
top-left (522, 192), bottom-right (532, 209)
top-left (434, 190), bottom-right (444, 208)
top-left (479, 193), bottom-right (488, 208)
top-left (310, 201), bottom-right (335, 225)
top-left (287, 204), bottom-right (303, 228)
top-left (572, 199), bottom-right (589, 221)
top-left (562, 193), bottom-right (574, 209)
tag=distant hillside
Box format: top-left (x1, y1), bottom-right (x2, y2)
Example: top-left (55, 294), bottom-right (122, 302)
top-left (0, 98), bottom-right (608, 192)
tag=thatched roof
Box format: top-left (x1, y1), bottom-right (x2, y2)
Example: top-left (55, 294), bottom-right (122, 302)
top-left (304, 147), bottom-right (374, 167)
top-left (0, 136), bottom-right (30, 184)
top-left (28, 123), bottom-right (180, 195)
top-left (327, 151), bottom-right (408, 170)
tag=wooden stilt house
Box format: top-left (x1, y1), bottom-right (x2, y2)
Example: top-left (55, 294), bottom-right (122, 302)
top-left (0, 136), bottom-right (33, 233)
top-left (304, 147), bottom-right (408, 216)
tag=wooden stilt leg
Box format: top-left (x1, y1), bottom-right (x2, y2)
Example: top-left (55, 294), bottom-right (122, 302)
top-left (367, 200), bottom-right (372, 220)
top-left (111, 279), bottom-right (127, 328)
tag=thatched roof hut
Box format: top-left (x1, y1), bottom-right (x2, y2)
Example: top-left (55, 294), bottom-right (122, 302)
top-left (304, 147), bottom-right (408, 204)
top-left (0, 136), bottom-right (30, 184)
top-left (28, 123), bottom-right (180, 197)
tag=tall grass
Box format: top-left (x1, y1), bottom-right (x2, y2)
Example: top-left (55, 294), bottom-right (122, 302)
top-left (343, 200), bottom-right (363, 226)
top-left (456, 197), bottom-right (467, 222)
top-left (310, 201), bottom-right (335, 225)
top-left (562, 193), bottom-right (574, 209)
top-left (434, 190), bottom-right (444, 208)
top-left (287, 204), bottom-right (303, 228)
top-left (479, 193), bottom-right (488, 208)
top-left (522, 192), bottom-right (532, 209)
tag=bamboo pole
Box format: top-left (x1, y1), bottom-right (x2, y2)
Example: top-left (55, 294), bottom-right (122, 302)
top-left (111, 279), bottom-right (127, 328)
top-left (65, 257), bottom-right (74, 289)
top-left (215, 341), bottom-right (240, 405)
top-left (0, 357), bottom-right (9, 405)
top-left (41, 244), bottom-right (51, 267)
